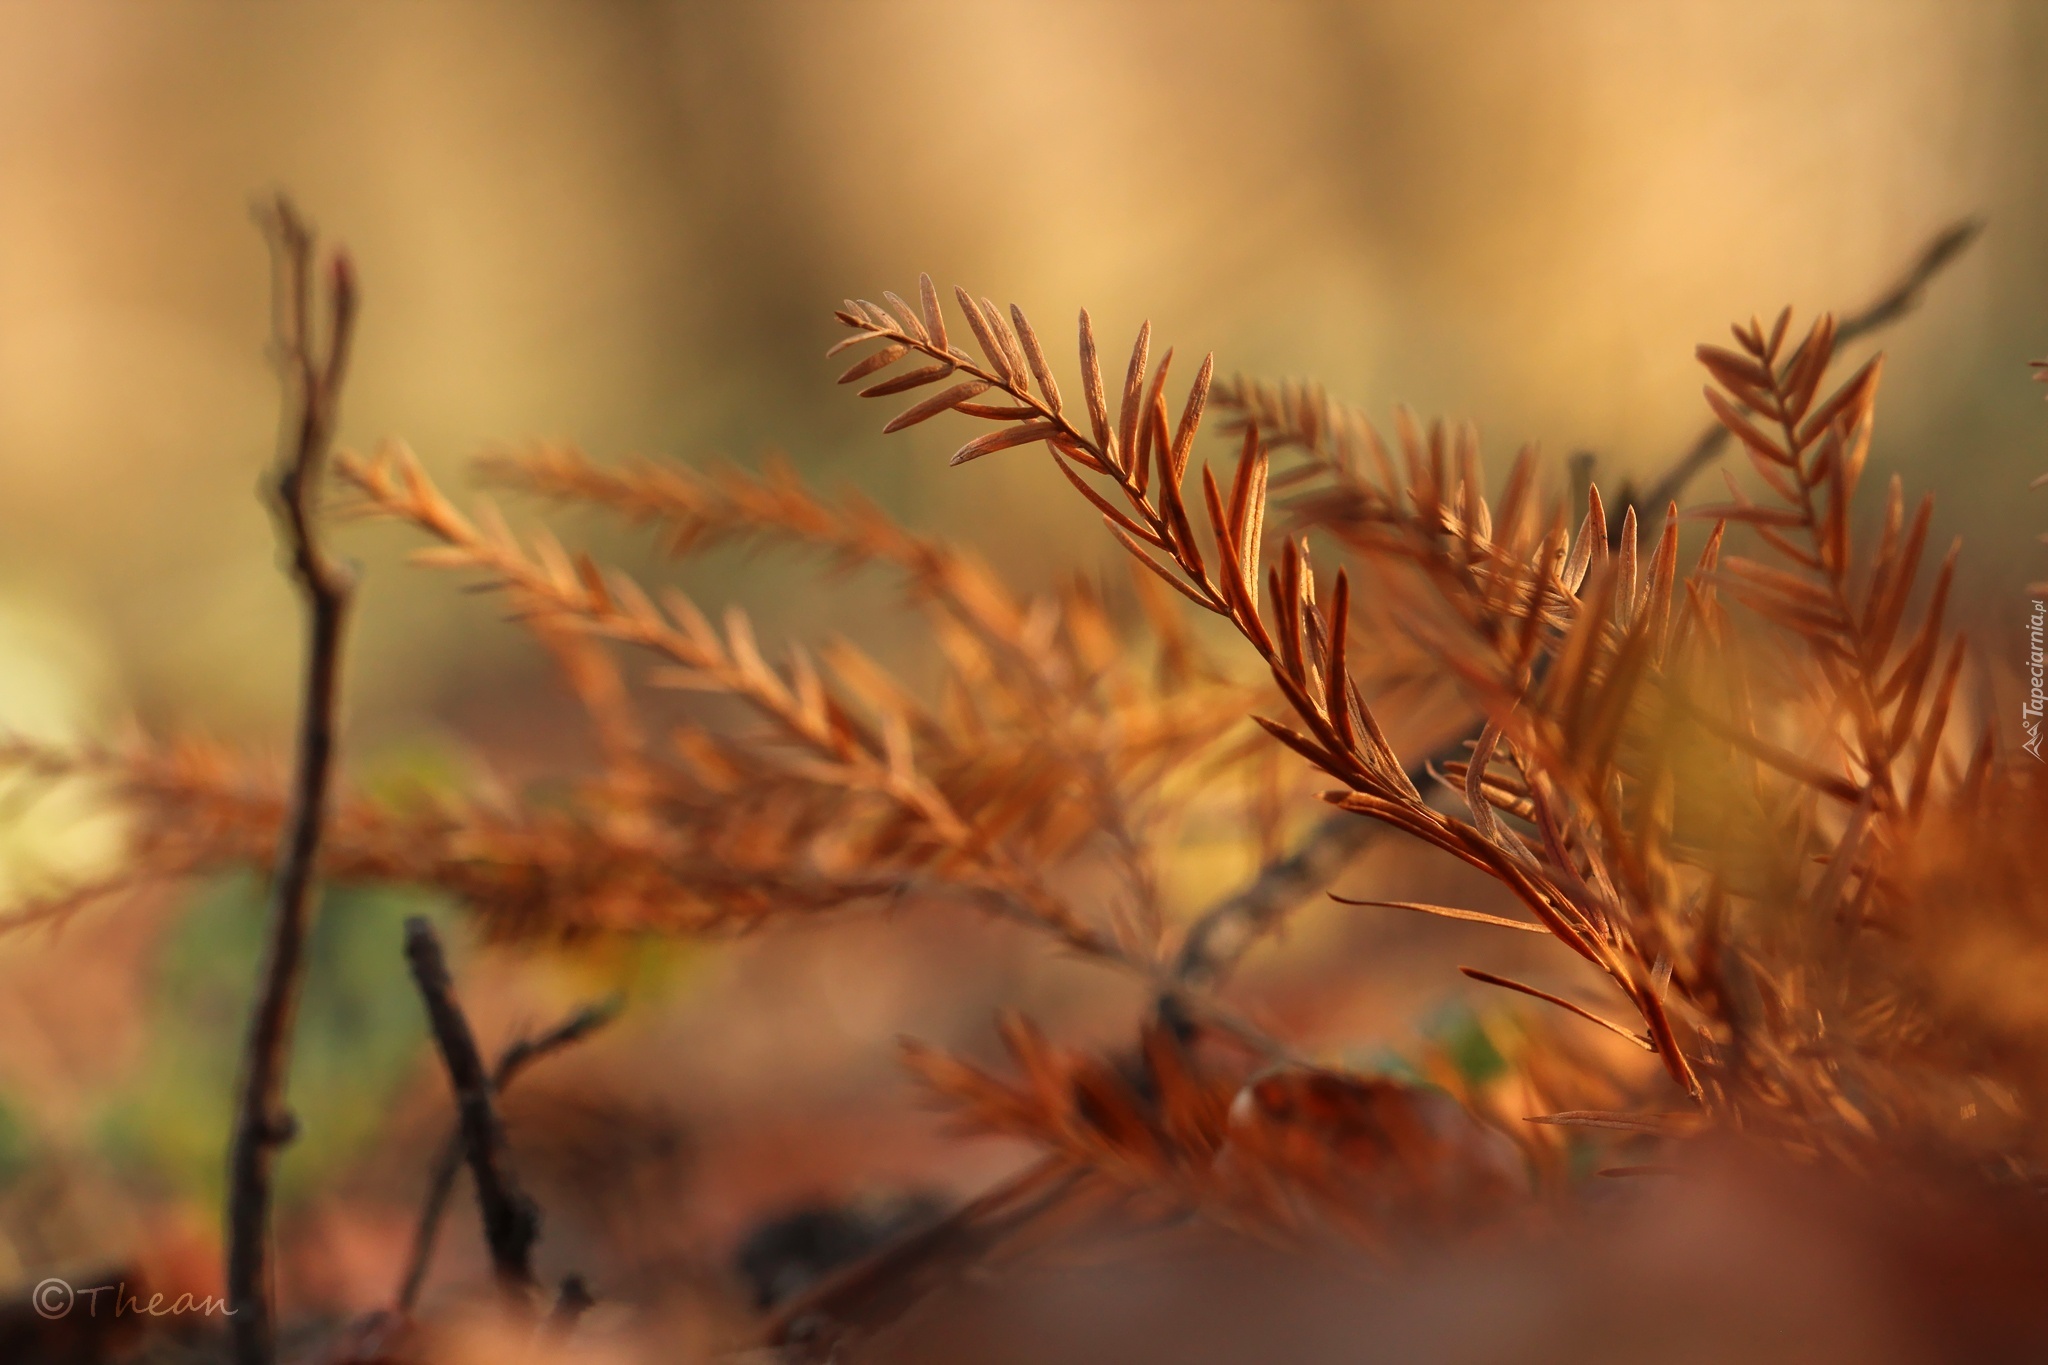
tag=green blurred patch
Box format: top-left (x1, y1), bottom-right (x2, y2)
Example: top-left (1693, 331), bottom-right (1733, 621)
top-left (1422, 1002), bottom-right (1511, 1087)
top-left (0, 1094), bottom-right (34, 1190)
top-left (96, 870), bottom-right (461, 1207)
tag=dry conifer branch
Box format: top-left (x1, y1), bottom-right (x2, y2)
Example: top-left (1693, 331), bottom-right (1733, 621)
top-left (226, 195), bottom-right (358, 1365)
top-left (1634, 217), bottom-right (1981, 515)
top-left (834, 269), bottom-right (1998, 1147)
top-left (481, 443), bottom-right (1212, 945)
top-left (1174, 723), bottom-right (1494, 990)
top-left (479, 445), bottom-right (1033, 641)
top-left (335, 442), bottom-right (1294, 1060)
top-left (833, 282), bottom-right (1708, 1098)
top-left (337, 444), bottom-right (1102, 947)
top-left (2, 200), bottom-right (2037, 1359)
top-left (396, 995), bottom-right (621, 1313)
top-left (403, 916), bottom-right (543, 1299)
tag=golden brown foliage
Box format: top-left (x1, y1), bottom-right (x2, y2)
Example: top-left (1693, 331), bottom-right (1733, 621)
top-left (830, 277), bottom-right (2006, 1179)
top-left (4, 234), bottom-right (2040, 1361)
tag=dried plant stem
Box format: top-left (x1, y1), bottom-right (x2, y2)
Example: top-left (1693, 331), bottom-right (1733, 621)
top-left (1175, 736), bottom-right (1475, 989)
top-left (225, 195), bottom-right (357, 1365)
top-left (403, 917), bottom-right (543, 1298)
top-left (1175, 807), bottom-right (1383, 989)
top-left (396, 997), bottom-right (621, 1313)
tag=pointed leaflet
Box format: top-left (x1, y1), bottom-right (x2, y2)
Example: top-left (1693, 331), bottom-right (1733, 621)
top-left (1169, 354), bottom-right (1215, 487)
top-left (1765, 306), bottom-right (1792, 360)
top-left (1330, 896), bottom-right (1547, 933)
top-left (982, 297), bottom-right (1032, 394)
top-left (954, 402), bottom-right (1040, 420)
top-left (917, 273), bottom-right (948, 354)
top-left (1546, 561), bottom-right (1618, 733)
top-left (1323, 569), bottom-right (1355, 749)
top-left (1464, 721), bottom-right (1518, 854)
top-left (856, 300), bottom-right (905, 334)
top-left (1796, 354), bottom-right (1883, 449)
top-left (1270, 543), bottom-right (1310, 695)
top-left (1135, 362), bottom-right (1172, 498)
top-left (1776, 315), bottom-right (1837, 422)
top-left (1560, 496), bottom-right (1600, 594)
top-left (1616, 505), bottom-right (1638, 628)
top-left (1051, 450), bottom-right (1167, 546)
top-left (1078, 309), bottom-right (1112, 459)
top-left (1107, 520), bottom-right (1212, 609)
top-left (954, 286), bottom-right (1014, 386)
top-left (1251, 712), bottom-right (1345, 775)
top-left (882, 291), bottom-right (928, 346)
top-left (1906, 633), bottom-right (1967, 816)
top-left (1642, 505), bottom-right (1678, 663)
top-left (838, 343), bottom-right (910, 385)
top-left (1227, 426), bottom-right (1270, 590)
top-left (1134, 349), bottom-right (1175, 495)
top-left (1459, 968), bottom-right (1653, 1050)
top-left (1202, 463), bottom-right (1255, 628)
top-left (951, 421), bottom-right (1061, 467)
top-left (860, 361), bottom-right (956, 398)
top-left (1703, 387), bottom-right (1791, 465)
top-left (1696, 344), bottom-right (1777, 413)
top-left (1116, 322), bottom-right (1152, 474)
top-left (1865, 494), bottom-right (1933, 662)
top-left (1010, 305), bottom-right (1062, 417)
top-left (882, 381), bottom-right (991, 433)
top-left (1877, 539), bottom-right (1957, 707)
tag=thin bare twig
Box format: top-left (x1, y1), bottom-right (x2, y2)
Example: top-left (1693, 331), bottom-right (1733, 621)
top-left (225, 194), bottom-right (358, 1365)
top-left (395, 996), bottom-right (622, 1313)
top-left (762, 1157), bottom-right (1081, 1362)
top-left (1172, 809), bottom-right (1381, 989)
top-left (1173, 743), bottom-right (1455, 990)
top-left (403, 917), bottom-right (542, 1299)
top-left (1633, 217), bottom-right (1981, 517)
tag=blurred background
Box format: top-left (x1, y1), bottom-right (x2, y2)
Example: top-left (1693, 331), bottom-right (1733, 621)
top-left (0, 0), bottom-right (2041, 1349)
top-left (0, 0), bottom-right (2039, 740)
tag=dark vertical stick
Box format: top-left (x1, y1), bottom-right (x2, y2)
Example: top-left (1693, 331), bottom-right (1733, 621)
top-left (395, 997), bottom-right (620, 1313)
top-left (402, 917), bottom-right (542, 1297)
top-left (225, 195), bottom-right (358, 1365)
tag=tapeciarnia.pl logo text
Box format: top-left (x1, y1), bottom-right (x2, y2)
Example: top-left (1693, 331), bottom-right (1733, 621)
top-left (2025, 599), bottom-right (2046, 760)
